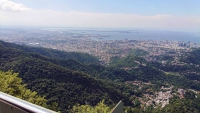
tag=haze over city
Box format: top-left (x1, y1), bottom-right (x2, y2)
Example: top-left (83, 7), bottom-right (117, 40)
top-left (0, 0), bottom-right (200, 31)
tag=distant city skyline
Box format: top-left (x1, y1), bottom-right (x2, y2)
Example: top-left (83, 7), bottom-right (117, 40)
top-left (0, 0), bottom-right (200, 31)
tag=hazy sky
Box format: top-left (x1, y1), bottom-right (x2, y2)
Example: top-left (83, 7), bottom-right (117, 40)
top-left (0, 0), bottom-right (200, 30)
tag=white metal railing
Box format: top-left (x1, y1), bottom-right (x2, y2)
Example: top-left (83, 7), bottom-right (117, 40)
top-left (0, 91), bottom-right (125, 113)
top-left (0, 92), bottom-right (57, 113)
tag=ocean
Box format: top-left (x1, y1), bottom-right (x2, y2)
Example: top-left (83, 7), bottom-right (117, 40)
top-left (46, 28), bottom-right (200, 44)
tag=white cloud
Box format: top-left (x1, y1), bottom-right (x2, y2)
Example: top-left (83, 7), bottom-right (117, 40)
top-left (0, 4), bottom-right (200, 30)
top-left (0, 0), bottom-right (31, 11)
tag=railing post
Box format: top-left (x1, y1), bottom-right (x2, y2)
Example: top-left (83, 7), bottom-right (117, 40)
top-left (110, 100), bottom-right (124, 113)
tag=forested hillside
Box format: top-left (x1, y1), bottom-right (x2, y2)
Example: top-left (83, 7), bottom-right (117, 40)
top-left (0, 41), bottom-right (131, 112)
top-left (1, 40), bottom-right (200, 113)
top-left (0, 40), bottom-right (99, 64)
top-left (180, 48), bottom-right (200, 65)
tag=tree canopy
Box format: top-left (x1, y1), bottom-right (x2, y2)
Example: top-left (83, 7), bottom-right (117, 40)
top-left (0, 70), bottom-right (58, 111)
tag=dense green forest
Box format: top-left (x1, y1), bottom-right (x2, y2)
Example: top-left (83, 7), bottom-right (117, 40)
top-left (0, 41), bottom-right (131, 112)
top-left (1, 40), bottom-right (200, 112)
top-left (0, 71), bottom-right (58, 111)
